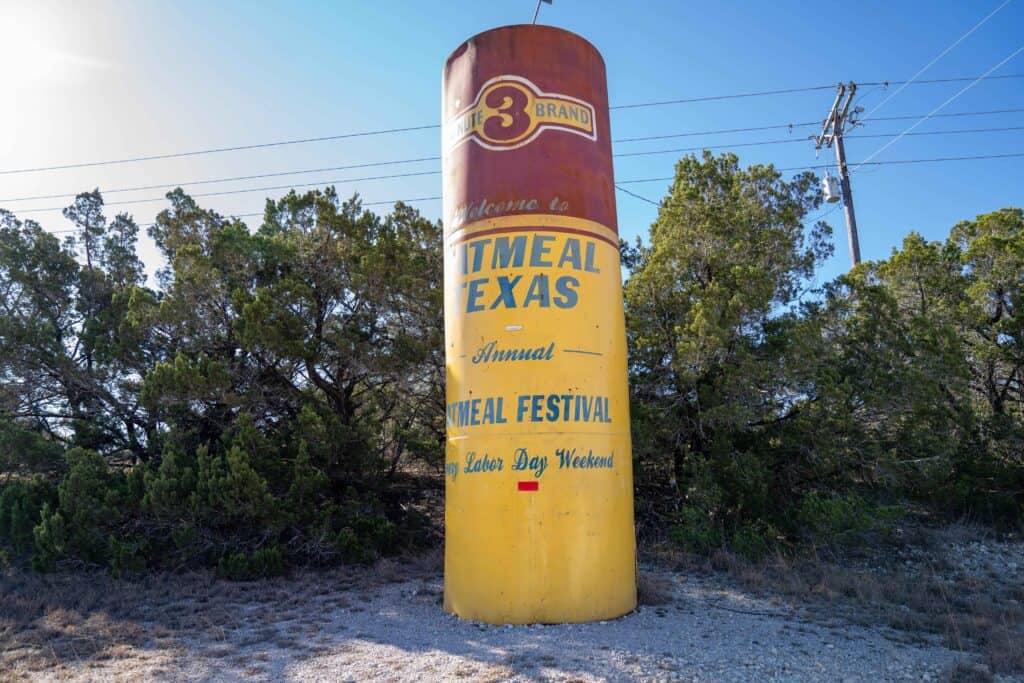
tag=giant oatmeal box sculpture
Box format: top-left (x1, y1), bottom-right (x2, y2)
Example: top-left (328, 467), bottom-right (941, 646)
top-left (442, 24), bottom-right (637, 624)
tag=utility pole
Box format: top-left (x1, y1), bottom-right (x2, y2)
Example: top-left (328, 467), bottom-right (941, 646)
top-left (816, 82), bottom-right (862, 267)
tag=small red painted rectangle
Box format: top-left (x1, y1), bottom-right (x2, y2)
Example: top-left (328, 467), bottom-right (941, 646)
top-left (518, 481), bottom-right (539, 491)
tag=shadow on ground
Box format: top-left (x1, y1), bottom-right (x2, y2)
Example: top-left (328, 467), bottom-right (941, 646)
top-left (0, 554), bottom-right (970, 682)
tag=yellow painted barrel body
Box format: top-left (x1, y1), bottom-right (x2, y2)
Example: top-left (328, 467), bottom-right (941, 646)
top-left (442, 24), bottom-right (636, 624)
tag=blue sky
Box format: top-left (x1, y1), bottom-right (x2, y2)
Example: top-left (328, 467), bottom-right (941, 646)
top-left (2, 0), bottom-right (1022, 285)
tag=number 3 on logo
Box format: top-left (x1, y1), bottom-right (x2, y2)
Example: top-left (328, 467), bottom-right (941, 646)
top-left (484, 84), bottom-right (531, 142)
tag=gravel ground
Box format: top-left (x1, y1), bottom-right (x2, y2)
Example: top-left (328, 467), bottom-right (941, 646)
top-left (4, 562), bottom-right (991, 682)
top-left (282, 573), bottom-right (966, 683)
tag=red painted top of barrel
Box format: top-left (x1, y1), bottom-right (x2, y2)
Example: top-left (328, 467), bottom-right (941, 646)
top-left (442, 25), bottom-right (617, 235)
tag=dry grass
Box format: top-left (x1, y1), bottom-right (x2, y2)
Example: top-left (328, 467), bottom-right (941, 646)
top-left (0, 563), bottom-right (380, 679)
top-left (648, 525), bottom-right (1024, 676)
top-left (0, 552), bottom-right (447, 679)
top-left (0, 570), bottom-right (157, 677)
top-left (940, 660), bottom-right (995, 683)
top-left (636, 570), bottom-right (675, 606)
top-left (3, 529), bottom-right (1019, 679)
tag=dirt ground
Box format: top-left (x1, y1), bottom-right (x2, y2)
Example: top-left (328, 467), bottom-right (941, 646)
top-left (2, 533), bottom-right (1021, 682)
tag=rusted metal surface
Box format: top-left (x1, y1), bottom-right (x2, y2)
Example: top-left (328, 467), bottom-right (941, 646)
top-left (442, 24), bottom-right (618, 235)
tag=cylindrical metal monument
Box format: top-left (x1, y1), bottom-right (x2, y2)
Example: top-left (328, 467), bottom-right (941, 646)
top-left (442, 24), bottom-right (636, 624)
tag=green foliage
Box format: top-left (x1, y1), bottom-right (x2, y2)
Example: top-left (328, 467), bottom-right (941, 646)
top-left (192, 443), bottom-right (279, 531)
top-left (0, 478), bottom-right (57, 554)
top-left (628, 154), bottom-right (1023, 550)
top-left (143, 443), bottom-right (196, 517)
top-left (1, 166), bottom-right (1021, 575)
top-left (1, 198), bottom-right (149, 459)
top-left (217, 546), bottom-right (285, 580)
top-left (108, 535), bottom-right (146, 577)
top-left (629, 152), bottom-right (835, 545)
top-left (1, 188), bottom-right (445, 573)
top-left (795, 492), bottom-right (898, 546)
top-left (731, 520), bottom-right (779, 561)
top-left (32, 448), bottom-right (129, 570)
top-left (668, 505), bottom-right (723, 554)
top-left (0, 418), bottom-right (65, 477)
top-left (169, 524), bottom-right (203, 561)
top-left (286, 440), bottom-right (329, 522)
top-left (31, 504), bottom-right (66, 571)
top-left (941, 449), bottom-right (1024, 530)
top-left (334, 514), bottom-right (396, 565)
top-left (140, 353), bottom-right (233, 412)
top-left (334, 527), bottom-right (370, 564)
top-left (353, 514), bottom-right (397, 554)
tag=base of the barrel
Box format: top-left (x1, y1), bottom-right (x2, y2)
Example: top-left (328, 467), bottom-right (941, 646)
top-left (442, 429), bottom-right (637, 625)
top-left (442, 589), bottom-right (637, 625)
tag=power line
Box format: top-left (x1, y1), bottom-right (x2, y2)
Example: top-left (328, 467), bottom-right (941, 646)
top-left (617, 137), bottom-right (806, 159)
top-left (10, 123), bottom-right (1022, 212)
top-left (862, 73), bottom-right (1024, 86)
top-left (0, 125), bottom-right (440, 176)
top-left (608, 84), bottom-right (839, 110)
top-left (614, 124), bottom-right (1024, 159)
top-left (607, 74), bottom-right (1024, 111)
top-left (25, 151), bottom-right (1024, 233)
top-left (850, 83), bottom-right (885, 113)
top-left (853, 124), bottom-right (1024, 138)
top-left (38, 196), bottom-right (444, 234)
top-left (614, 184), bottom-right (660, 206)
top-left (863, 107), bottom-right (1024, 123)
top-left (24, 151), bottom-right (1024, 235)
top-left (3, 73), bottom-right (1023, 176)
top-left (9, 171), bottom-right (444, 213)
top-left (19, 170), bottom-right (441, 212)
top-left (0, 158), bottom-right (442, 202)
top-left (853, 45), bottom-right (1024, 172)
top-left (615, 176), bottom-right (677, 185)
top-left (615, 121), bottom-right (819, 143)
top-left (849, 151), bottom-right (1024, 165)
top-left (615, 151), bottom-right (1024, 186)
top-left (617, 185), bottom-right (847, 229)
top-left (804, 203), bottom-right (843, 227)
top-left (4, 90), bottom-right (836, 175)
top-left (860, 0), bottom-right (1015, 121)
top-left (10, 108), bottom-right (1022, 204)
top-left (8, 126), bottom-right (1024, 215)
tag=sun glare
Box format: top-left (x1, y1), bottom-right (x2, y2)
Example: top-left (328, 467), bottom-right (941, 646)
top-left (0, 3), bottom-right (109, 88)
